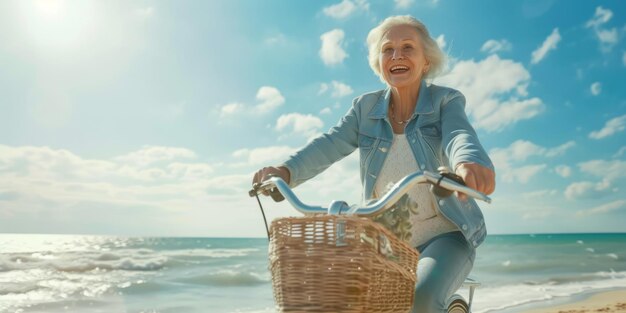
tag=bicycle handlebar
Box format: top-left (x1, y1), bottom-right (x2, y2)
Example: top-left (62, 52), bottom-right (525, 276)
top-left (249, 170), bottom-right (491, 216)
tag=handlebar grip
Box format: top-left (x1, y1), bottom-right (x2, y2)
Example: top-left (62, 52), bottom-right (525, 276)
top-left (264, 173), bottom-right (285, 202)
top-left (269, 187), bottom-right (285, 202)
top-left (430, 172), bottom-right (465, 198)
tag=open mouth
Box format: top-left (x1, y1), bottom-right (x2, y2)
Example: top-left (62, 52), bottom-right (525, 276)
top-left (390, 65), bottom-right (409, 74)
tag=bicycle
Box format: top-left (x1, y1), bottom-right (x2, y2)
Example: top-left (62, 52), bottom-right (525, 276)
top-left (249, 168), bottom-right (490, 313)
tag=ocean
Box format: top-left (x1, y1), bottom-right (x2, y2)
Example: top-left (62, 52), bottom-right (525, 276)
top-left (0, 233), bottom-right (624, 313)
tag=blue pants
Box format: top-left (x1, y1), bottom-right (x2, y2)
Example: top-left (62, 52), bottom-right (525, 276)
top-left (411, 231), bottom-right (476, 313)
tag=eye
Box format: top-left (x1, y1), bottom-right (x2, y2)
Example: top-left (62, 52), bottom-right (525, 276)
top-left (382, 46), bottom-right (393, 53)
top-left (403, 44), bottom-right (413, 50)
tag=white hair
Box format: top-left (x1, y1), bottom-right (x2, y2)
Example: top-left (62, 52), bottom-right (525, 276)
top-left (366, 15), bottom-right (446, 83)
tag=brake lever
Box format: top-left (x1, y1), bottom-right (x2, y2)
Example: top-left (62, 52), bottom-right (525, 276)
top-left (248, 175), bottom-right (285, 202)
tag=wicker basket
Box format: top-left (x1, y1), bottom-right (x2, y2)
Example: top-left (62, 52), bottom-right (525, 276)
top-left (268, 215), bottom-right (420, 313)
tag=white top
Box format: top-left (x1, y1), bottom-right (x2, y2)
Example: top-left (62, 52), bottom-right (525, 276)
top-left (372, 134), bottom-right (458, 247)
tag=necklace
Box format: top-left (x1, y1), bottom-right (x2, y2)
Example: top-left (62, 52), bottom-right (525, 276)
top-left (390, 101), bottom-right (411, 125)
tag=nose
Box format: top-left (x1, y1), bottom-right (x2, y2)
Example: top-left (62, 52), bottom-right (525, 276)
top-left (392, 49), bottom-right (404, 60)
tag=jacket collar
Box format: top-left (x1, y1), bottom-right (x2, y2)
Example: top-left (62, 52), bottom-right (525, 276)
top-left (368, 80), bottom-right (434, 119)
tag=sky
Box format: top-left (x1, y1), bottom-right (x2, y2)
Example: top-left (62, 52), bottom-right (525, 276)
top-left (0, 0), bottom-right (625, 237)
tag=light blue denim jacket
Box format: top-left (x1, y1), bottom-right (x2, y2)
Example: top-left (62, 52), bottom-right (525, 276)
top-left (282, 80), bottom-right (494, 248)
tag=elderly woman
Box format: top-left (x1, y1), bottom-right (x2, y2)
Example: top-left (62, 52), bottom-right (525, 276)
top-left (252, 15), bottom-right (495, 313)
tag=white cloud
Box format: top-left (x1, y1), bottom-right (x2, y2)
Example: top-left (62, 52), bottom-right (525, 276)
top-left (232, 146), bottom-right (297, 167)
top-left (504, 164), bottom-right (547, 184)
top-left (331, 81), bottom-right (353, 97)
top-left (523, 189), bottom-right (558, 199)
top-left (318, 83), bottom-right (329, 95)
top-left (323, 0), bottom-right (368, 19)
top-left (546, 141), bottom-right (576, 157)
top-left (320, 107), bottom-right (332, 115)
top-left (614, 146), bottom-right (626, 158)
top-left (395, 0), bottom-right (414, 9)
top-left (0, 145), bottom-right (117, 181)
top-left (265, 33), bottom-right (287, 46)
top-left (115, 145), bottom-right (197, 167)
top-left (220, 102), bottom-right (245, 117)
top-left (585, 6), bottom-right (612, 28)
top-left (589, 114), bottom-right (626, 139)
top-left (498, 140), bottom-right (544, 162)
top-left (490, 140), bottom-right (575, 183)
top-left (555, 165), bottom-right (572, 178)
top-left (319, 81), bottom-right (354, 98)
top-left (585, 7), bottom-right (618, 52)
top-left (590, 82), bottom-right (602, 96)
top-left (0, 145), bottom-right (214, 202)
top-left (435, 54), bottom-right (544, 132)
top-left (276, 113), bottom-right (324, 138)
top-left (167, 162), bottom-right (214, 180)
top-left (576, 200), bottom-right (626, 217)
top-left (219, 87), bottom-right (285, 118)
top-left (491, 140), bottom-right (575, 163)
top-left (531, 28), bottom-right (561, 64)
top-left (255, 86), bottom-right (285, 113)
top-left (476, 98), bottom-right (543, 133)
top-left (522, 210), bottom-right (553, 220)
top-left (565, 179), bottom-right (613, 200)
top-left (578, 159), bottom-right (626, 182)
top-left (435, 34), bottom-right (446, 51)
top-left (596, 28), bottom-right (618, 45)
top-left (0, 145), bottom-right (283, 236)
top-left (320, 29), bottom-right (348, 66)
top-left (481, 39), bottom-right (512, 54)
top-left (323, 0), bottom-right (356, 18)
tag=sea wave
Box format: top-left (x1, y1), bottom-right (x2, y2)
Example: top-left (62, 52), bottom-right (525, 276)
top-left (179, 270), bottom-right (270, 287)
top-left (120, 280), bottom-right (168, 294)
top-left (162, 248), bottom-right (260, 259)
top-left (472, 271), bottom-right (626, 313)
top-left (0, 282), bottom-right (42, 295)
top-left (0, 246), bottom-right (262, 276)
top-left (53, 257), bottom-right (168, 272)
top-left (1, 253), bottom-right (169, 273)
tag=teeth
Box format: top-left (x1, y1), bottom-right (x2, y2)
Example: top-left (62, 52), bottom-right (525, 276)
top-left (391, 65), bottom-right (409, 72)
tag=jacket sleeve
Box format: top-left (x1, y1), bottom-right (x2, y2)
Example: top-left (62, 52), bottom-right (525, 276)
top-left (281, 98), bottom-right (360, 188)
top-left (441, 90), bottom-right (495, 172)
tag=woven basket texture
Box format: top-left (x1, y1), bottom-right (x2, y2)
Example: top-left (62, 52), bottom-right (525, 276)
top-left (268, 215), bottom-right (420, 313)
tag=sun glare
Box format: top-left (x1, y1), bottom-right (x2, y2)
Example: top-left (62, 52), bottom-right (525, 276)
top-left (35, 0), bottom-right (64, 19)
top-left (17, 0), bottom-right (98, 54)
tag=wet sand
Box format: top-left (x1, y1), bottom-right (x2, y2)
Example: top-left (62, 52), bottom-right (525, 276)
top-left (520, 289), bottom-right (626, 313)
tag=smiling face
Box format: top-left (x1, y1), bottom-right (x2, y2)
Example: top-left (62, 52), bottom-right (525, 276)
top-left (379, 25), bottom-right (429, 88)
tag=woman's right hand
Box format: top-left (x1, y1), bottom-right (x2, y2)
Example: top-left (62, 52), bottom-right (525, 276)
top-left (252, 166), bottom-right (291, 196)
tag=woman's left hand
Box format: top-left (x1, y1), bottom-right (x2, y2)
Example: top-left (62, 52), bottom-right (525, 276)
top-left (454, 163), bottom-right (496, 201)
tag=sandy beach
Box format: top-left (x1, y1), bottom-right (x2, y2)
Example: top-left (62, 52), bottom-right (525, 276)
top-left (520, 289), bottom-right (626, 313)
